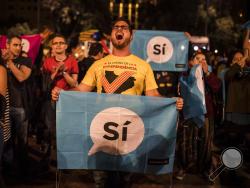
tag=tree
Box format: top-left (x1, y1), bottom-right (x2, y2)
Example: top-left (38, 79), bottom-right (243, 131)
top-left (139, 0), bottom-right (248, 53)
top-left (42, 0), bottom-right (112, 38)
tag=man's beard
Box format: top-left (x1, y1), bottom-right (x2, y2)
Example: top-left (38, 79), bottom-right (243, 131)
top-left (111, 37), bottom-right (130, 49)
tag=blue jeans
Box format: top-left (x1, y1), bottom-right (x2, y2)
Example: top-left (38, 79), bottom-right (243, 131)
top-left (10, 107), bottom-right (29, 173)
top-left (10, 107), bottom-right (28, 146)
top-left (0, 127), bottom-right (3, 166)
top-left (0, 126), bottom-right (7, 187)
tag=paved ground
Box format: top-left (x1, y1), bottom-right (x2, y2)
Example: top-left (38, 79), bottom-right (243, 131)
top-left (4, 136), bottom-right (250, 188)
top-left (5, 168), bottom-right (250, 188)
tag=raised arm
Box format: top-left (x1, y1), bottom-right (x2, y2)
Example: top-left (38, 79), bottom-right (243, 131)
top-left (7, 60), bottom-right (32, 82)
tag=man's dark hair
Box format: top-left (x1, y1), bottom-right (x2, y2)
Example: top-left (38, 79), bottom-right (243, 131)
top-left (88, 42), bottom-right (103, 56)
top-left (51, 33), bottom-right (67, 43)
top-left (190, 51), bottom-right (204, 60)
top-left (228, 50), bottom-right (244, 64)
top-left (7, 35), bottom-right (22, 44)
top-left (112, 17), bottom-right (133, 34)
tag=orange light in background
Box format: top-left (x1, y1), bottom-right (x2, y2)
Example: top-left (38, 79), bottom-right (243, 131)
top-left (128, 3), bottom-right (132, 22)
top-left (239, 12), bottom-right (243, 18)
top-left (135, 3), bottom-right (139, 29)
top-left (110, 0), bottom-right (114, 13)
top-left (119, 2), bottom-right (123, 17)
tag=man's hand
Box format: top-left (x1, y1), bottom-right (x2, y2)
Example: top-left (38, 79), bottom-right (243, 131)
top-left (51, 86), bottom-right (62, 101)
top-left (176, 97), bottom-right (184, 110)
top-left (237, 56), bottom-right (247, 68)
top-left (1, 49), bottom-right (11, 61)
top-left (58, 62), bottom-right (65, 72)
top-left (201, 60), bottom-right (209, 74)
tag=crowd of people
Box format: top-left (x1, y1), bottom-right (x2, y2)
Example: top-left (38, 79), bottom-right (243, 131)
top-left (0, 17), bottom-right (249, 188)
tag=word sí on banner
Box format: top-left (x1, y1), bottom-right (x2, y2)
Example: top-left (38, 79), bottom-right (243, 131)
top-left (130, 30), bottom-right (189, 72)
top-left (56, 91), bottom-right (178, 174)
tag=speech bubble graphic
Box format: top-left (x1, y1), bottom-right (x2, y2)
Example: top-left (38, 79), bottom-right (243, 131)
top-left (146, 36), bottom-right (173, 64)
top-left (88, 107), bottom-right (145, 156)
top-left (21, 38), bottom-right (30, 53)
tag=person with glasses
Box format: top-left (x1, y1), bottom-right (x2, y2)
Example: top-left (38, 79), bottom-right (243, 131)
top-left (43, 34), bottom-right (78, 90)
top-left (52, 17), bottom-right (183, 188)
top-left (176, 51), bottom-right (221, 182)
top-left (41, 34), bottom-right (79, 169)
top-left (1, 35), bottom-right (32, 177)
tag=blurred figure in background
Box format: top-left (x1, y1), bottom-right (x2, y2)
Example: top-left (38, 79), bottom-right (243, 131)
top-left (78, 42), bottom-right (104, 83)
top-left (0, 51), bottom-right (10, 188)
top-left (176, 51), bottom-right (221, 182)
top-left (40, 34), bottom-right (78, 168)
top-left (1, 35), bottom-right (32, 176)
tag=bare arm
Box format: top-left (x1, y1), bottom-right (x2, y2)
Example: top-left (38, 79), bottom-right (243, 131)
top-left (145, 88), bottom-right (161, 97)
top-left (62, 72), bottom-right (78, 88)
top-left (7, 60), bottom-right (31, 82)
top-left (0, 66), bottom-right (7, 96)
top-left (51, 83), bottom-right (94, 101)
top-left (0, 66), bottom-right (7, 118)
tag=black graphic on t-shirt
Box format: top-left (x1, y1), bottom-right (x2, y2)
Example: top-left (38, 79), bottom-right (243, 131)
top-left (102, 71), bottom-right (135, 94)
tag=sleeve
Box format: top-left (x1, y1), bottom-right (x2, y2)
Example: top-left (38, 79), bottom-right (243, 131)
top-left (42, 58), bottom-right (49, 73)
top-left (17, 57), bottom-right (32, 69)
top-left (145, 63), bottom-right (158, 91)
top-left (205, 72), bottom-right (221, 93)
top-left (81, 62), bottom-right (97, 87)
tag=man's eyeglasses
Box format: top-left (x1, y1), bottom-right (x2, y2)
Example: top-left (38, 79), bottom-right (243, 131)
top-left (112, 25), bottom-right (130, 31)
top-left (52, 42), bottom-right (66, 46)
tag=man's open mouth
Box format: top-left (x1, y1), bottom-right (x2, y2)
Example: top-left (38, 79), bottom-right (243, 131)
top-left (116, 34), bottom-right (123, 40)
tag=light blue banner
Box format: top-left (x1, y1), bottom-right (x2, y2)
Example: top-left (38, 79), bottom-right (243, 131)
top-left (180, 64), bottom-right (207, 127)
top-left (56, 91), bottom-right (178, 174)
top-left (241, 20), bottom-right (250, 29)
top-left (130, 30), bottom-right (189, 71)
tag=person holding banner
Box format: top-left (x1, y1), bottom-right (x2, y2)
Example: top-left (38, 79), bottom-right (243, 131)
top-left (52, 17), bottom-right (183, 188)
top-left (1, 35), bottom-right (32, 176)
top-left (41, 34), bottom-right (79, 168)
top-left (177, 51), bottom-right (221, 182)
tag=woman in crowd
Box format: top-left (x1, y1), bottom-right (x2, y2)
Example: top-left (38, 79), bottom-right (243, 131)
top-left (176, 51), bottom-right (221, 182)
top-left (0, 52), bottom-right (11, 188)
top-left (224, 50), bottom-right (250, 128)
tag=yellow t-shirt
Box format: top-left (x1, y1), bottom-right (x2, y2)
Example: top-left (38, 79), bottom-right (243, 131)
top-left (82, 54), bottom-right (158, 95)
